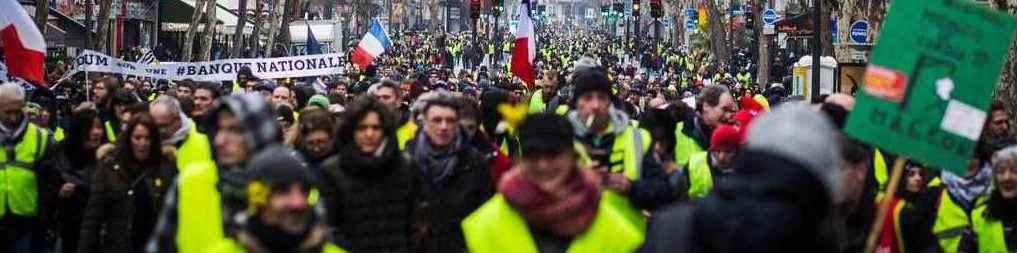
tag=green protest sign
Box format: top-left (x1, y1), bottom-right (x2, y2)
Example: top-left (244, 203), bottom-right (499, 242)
top-left (844, 0), bottom-right (1017, 174)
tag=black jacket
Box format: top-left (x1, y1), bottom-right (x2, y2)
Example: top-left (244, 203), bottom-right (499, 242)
top-left (320, 138), bottom-right (418, 253)
top-left (404, 137), bottom-right (494, 253)
top-left (78, 147), bottom-right (176, 253)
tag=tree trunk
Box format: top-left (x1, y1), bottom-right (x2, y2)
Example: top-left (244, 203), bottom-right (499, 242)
top-left (250, 0), bottom-right (264, 57)
top-left (705, 0), bottom-right (728, 69)
top-left (754, 0), bottom-right (770, 86)
top-left (820, 0), bottom-right (835, 57)
top-left (232, 0), bottom-right (248, 58)
top-left (34, 0), bottom-right (48, 33)
top-left (182, 0), bottom-right (208, 61)
top-left (96, 0), bottom-right (114, 54)
top-left (265, 0), bottom-right (286, 56)
top-left (992, 0), bottom-right (1017, 118)
top-left (279, 0), bottom-right (300, 54)
top-left (198, 0), bottom-right (217, 61)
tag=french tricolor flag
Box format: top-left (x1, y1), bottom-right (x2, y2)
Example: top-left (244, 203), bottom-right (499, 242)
top-left (511, 0), bottom-right (536, 89)
top-left (351, 19), bottom-right (392, 70)
top-left (1, 0), bottom-right (47, 87)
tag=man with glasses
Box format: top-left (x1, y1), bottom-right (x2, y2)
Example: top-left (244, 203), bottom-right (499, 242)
top-left (673, 85), bottom-right (738, 166)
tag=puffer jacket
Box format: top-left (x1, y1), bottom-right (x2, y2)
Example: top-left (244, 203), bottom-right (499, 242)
top-left (405, 135), bottom-right (494, 253)
top-left (78, 145), bottom-right (177, 253)
top-left (320, 137), bottom-right (418, 253)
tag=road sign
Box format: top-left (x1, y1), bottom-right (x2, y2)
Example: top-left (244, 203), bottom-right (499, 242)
top-left (850, 20), bottom-right (870, 43)
top-left (685, 8), bottom-right (694, 18)
top-left (686, 18), bottom-right (695, 30)
top-left (762, 9), bottom-right (777, 25)
top-left (844, 0), bottom-right (1017, 174)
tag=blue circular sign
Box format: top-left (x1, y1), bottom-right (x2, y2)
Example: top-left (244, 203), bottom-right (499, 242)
top-left (762, 9), bottom-right (777, 25)
top-left (850, 20), bottom-right (870, 43)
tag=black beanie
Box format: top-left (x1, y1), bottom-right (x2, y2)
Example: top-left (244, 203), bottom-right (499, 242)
top-left (571, 67), bottom-right (612, 102)
top-left (246, 145), bottom-right (315, 191)
top-left (518, 113), bottom-right (575, 157)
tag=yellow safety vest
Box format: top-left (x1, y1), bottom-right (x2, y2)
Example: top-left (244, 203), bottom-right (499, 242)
top-left (396, 120), bottom-right (417, 151)
top-left (176, 119), bottom-right (214, 173)
top-left (53, 127), bottom-right (65, 142)
top-left (573, 125), bottom-right (652, 230)
top-left (933, 190), bottom-right (985, 253)
top-left (462, 193), bottom-right (644, 253)
top-left (528, 90), bottom-right (545, 114)
top-left (211, 238), bottom-right (347, 253)
top-left (176, 161), bottom-right (224, 253)
top-left (105, 120), bottom-right (118, 143)
top-left (686, 151), bottom-right (713, 199)
top-left (0, 123), bottom-right (48, 218)
top-left (971, 203), bottom-right (1010, 253)
top-left (674, 122), bottom-right (704, 167)
top-left (891, 198), bottom-right (908, 253)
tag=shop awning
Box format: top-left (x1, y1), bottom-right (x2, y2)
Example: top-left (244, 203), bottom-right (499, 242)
top-left (159, 0), bottom-right (252, 34)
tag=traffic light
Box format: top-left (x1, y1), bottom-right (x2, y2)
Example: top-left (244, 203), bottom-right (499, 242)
top-left (650, 0), bottom-right (662, 18)
top-left (492, 0), bottom-right (503, 17)
top-left (470, 0), bottom-right (481, 19)
top-left (633, 0), bottom-right (640, 14)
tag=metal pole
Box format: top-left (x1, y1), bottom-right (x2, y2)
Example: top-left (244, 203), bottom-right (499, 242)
top-left (84, 0), bottom-right (93, 50)
top-left (811, 0), bottom-right (822, 100)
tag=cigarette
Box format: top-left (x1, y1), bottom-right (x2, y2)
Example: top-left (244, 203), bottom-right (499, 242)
top-left (585, 114), bottom-right (595, 129)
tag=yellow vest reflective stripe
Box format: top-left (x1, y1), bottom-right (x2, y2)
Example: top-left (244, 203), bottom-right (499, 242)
top-left (211, 238), bottom-right (348, 253)
top-left (0, 123), bottom-right (47, 218)
top-left (105, 120), bottom-right (117, 143)
top-left (674, 122), bottom-right (704, 166)
top-left (892, 199), bottom-right (907, 253)
top-left (933, 190), bottom-right (982, 253)
top-left (971, 203), bottom-right (1009, 253)
top-left (396, 120), bottom-right (417, 151)
top-left (875, 149), bottom-right (889, 191)
top-left (177, 119), bottom-right (214, 173)
top-left (176, 161), bottom-right (225, 253)
top-left (462, 193), bottom-right (644, 253)
top-left (528, 90), bottom-right (544, 114)
top-left (687, 151), bottom-right (713, 199)
top-left (573, 126), bottom-right (651, 230)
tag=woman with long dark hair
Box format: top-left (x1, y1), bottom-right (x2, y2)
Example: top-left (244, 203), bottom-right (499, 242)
top-left (320, 95), bottom-right (417, 252)
top-left (78, 112), bottom-right (176, 253)
top-left (55, 108), bottom-right (107, 253)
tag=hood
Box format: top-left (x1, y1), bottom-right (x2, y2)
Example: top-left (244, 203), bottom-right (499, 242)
top-left (163, 112), bottom-right (193, 146)
top-left (567, 105), bottom-right (630, 137)
top-left (208, 94), bottom-right (280, 155)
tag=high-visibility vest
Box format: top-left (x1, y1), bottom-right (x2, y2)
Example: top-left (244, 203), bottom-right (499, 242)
top-left (462, 193), bottom-right (644, 253)
top-left (875, 149), bottom-right (889, 194)
top-left (554, 105), bottom-right (569, 115)
top-left (176, 161), bottom-right (224, 253)
top-left (0, 123), bottom-right (49, 218)
top-left (105, 120), bottom-right (118, 143)
top-left (53, 127), bottom-right (65, 142)
top-left (890, 198), bottom-right (908, 253)
top-left (674, 121), bottom-right (704, 167)
top-left (177, 119), bottom-right (214, 173)
top-left (933, 190), bottom-right (984, 253)
top-left (396, 120), bottom-right (417, 151)
top-left (971, 202), bottom-right (1010, 253)
top-left (686, 151), bottom-right (713, 199)
top-left (212, 238), bottom-right (348, 253)
top-left (528, 90), bottom-right (545, 114)
top-left (573, 125), bottom-right (652, 229)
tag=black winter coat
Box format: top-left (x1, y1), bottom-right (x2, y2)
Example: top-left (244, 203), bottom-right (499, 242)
top-left (404, 138), bottom-right (494, 253)
top-left (78, 148), bottom-right (176, 253)
top-left (320, 138), bottom-right (418, 253)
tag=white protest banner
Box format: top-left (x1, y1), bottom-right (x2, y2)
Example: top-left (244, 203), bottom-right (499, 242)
top-left (68, 50), bottom-right (349, 82)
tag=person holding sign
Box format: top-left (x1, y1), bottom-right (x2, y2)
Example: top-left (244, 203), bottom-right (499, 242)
top-left (970, 145), bottom-right (1017, 253)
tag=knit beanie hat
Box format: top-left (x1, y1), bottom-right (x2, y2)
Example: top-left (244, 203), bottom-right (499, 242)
top-left (710, 124), bottom-right (742, 151)
top-left (307, 95), bottom-right (330, 109)
top-left (518, 113), bottom-right (575, 157)
top-left (246, 145), bottom-right (315, 191)
top-left (571, 67), bottom-right (612, 102)
top-left (746, 104), bottom-right (842, 195)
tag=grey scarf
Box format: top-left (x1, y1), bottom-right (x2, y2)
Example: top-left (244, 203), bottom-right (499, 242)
top-left (567, 105), bottom-right (630, 138)
top-left (162, 113), bottom-right (192, 146)
top-left (413, 131), bottom-right (466, 185)
top-left (941, 163), bottom-right (993, 208)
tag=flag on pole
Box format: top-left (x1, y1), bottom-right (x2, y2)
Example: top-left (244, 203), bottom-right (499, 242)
top-left (351, 19), bottom-right (392, 70)
top-left (511, 0), bottom-right (537, 88)
top-left (0, 0), bottom-right (47, 87)
top-left (306, 21), bottom-right (322, 55)
top-left (138, 48), bottom-right (158, 65)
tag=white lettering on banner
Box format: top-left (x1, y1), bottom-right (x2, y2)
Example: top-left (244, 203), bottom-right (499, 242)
top-left (67, 50), bottom-right (348, 82)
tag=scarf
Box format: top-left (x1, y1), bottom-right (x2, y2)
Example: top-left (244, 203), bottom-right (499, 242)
top-left (499, 168), bottom-right (601, 238)
top-left (567, 105), bottom-right (629, 138)
top-left (941, 163), bottom-right (993, 208)
top-left (162, 112), bottom-right (192, 146)
top-left (413, 131), bottom-right (466, 186)
top-left (340, 138), bottom-right (398, 179)
top-left (0, 114), bottom-right (27, 142)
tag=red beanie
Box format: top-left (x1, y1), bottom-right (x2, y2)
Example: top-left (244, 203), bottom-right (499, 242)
top-left (710, 124), bottom-right (742, 151)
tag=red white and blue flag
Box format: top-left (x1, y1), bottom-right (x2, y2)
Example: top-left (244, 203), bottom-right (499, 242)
top-left (351, 19), bottom-right (392, 70)
top-left (0, 0), bottom-right (47, 87)
top-left (511, 0), bottom-right (537, 88)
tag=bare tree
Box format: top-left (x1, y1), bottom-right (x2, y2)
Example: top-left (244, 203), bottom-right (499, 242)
top-left (34, 0), bottom-right (48, 33)
top-left (251, 0), bottom-right (265, 57)
top-left (992, 0), bottom-right (1017, 117)
top-left (96, 0), bottom-right (114, 54)
top-left (198, 0), bottom-right (218, 61)
top-left (264, 0), bottom-right (286, 56)
top-left (232, 0), bottom-right (249, 58)
top-left (754, 0), bottom-right (770, 86)
top-left (705, 0), bottom-right (729, 69)
top-left (182, 0), bottom-right (208, 61)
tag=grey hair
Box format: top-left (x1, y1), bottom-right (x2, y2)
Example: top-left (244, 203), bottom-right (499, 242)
top-left (151, 95), bottom-right (182, 116)
top-left (0, 82), bottom-right (26, 104)
top-left (410, 91), bottom-right (461, 120)
top-left (992, 145), bottom-right (1017, 168)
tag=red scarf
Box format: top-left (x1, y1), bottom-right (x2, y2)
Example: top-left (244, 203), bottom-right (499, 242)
top-left (498, 167), bottom-right (601, 237)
